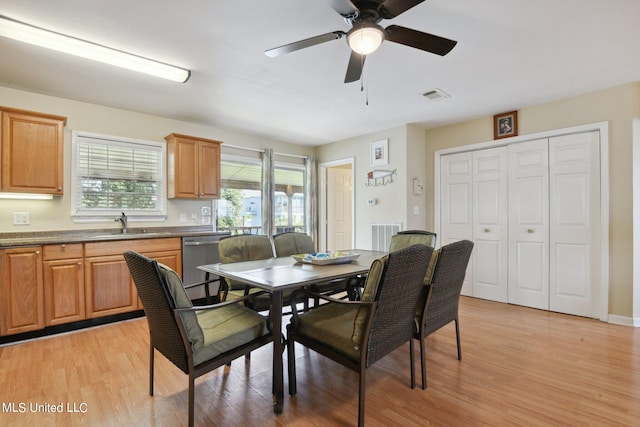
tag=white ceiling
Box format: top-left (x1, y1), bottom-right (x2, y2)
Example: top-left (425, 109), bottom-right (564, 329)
top-left (1, 0), bottom-right (639, 146)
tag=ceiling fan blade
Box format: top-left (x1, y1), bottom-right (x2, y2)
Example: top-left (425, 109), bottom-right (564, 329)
top-left (385, 25), bottom-right (457, 56)
top-left (380, 0), bottom-right (426, 19)
top-left (326, 0), bottom-right (359, 18)
top-left (344, 51), bottom-right (366, 83)
top-left (265, 31), bottom-right (345, 57)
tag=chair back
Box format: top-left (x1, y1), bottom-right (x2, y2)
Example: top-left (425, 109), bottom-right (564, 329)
top-left (273, 232), bottom-right (315, 257)
top-left (421, 240), bottom-right (474, 336)
top-left (218, 234), bottom-right (274, 263)
top-left (365, 244), bottom-right (433, 366)
top-left (389, 230), bottom-right (437, 252)
top-left (123, 250), bottom-right (189, 373)
top-left (218, 234), bottom-right (274, 292)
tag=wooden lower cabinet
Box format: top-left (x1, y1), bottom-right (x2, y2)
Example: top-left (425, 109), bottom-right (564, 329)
top-left (43, 243), bottom-right (85, 326)
top-left (84, 238), bottom-right (182, 318)
top-left (0, 246), bottom-right (44, 335)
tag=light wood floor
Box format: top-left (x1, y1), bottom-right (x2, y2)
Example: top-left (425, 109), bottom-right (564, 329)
top-left (1, 296), bottom-right (639, 426)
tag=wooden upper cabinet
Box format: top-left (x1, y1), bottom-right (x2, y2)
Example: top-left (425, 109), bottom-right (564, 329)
top-left (1, 107), bottom-right (67, 195)
top-left (165, 133), bottom-right (222, 199)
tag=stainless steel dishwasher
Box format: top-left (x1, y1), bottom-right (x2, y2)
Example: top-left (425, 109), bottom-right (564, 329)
top-left (182, 233), bottom-right (229, 300)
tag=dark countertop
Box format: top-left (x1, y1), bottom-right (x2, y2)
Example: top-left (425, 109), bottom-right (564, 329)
top-left (0, 226), bottom-right (230, 248)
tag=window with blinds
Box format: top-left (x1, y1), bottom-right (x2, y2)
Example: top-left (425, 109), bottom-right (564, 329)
top-left (71, 131), bottom-right (166, 220)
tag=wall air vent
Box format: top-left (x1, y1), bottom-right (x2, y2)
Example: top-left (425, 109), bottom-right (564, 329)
top-left (422, 88), bottom-right (450, 101)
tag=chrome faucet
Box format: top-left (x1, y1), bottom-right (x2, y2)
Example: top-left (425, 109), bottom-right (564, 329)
top-left (115, 212), bottom-right (128, 233)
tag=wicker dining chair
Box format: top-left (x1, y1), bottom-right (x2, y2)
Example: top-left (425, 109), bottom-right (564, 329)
top-left (414, 239), bottom-right (474, 389)
top-left (273, 231), bottom-right (354, 302)
top-left (217, 234), bottom-right (276, 312)
top-left (123, 250), bottom-right (274, 427)
top-left (287, 244), bottom-right (434, 427)
top-left (389, 229), bottom-right (437, 252)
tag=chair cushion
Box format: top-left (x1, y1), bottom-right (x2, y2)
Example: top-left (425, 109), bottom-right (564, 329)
top-left (389, 233), bottom-right (436, 252)
top-left (273, 233), bottom-right (315, 257)
top-left (157, 263), bottom-right (204, 352)
top-left (351, 254), bottom-right (388, 348)
top-left (415, 248), bottom-right (441, 320)
top-left (295, 303), bottom-right (361, 360)
top-left (193, 304), bottom-right (269, 366)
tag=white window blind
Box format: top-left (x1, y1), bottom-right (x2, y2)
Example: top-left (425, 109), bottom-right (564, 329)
top-left (71, 132), bottom-right (166, 220)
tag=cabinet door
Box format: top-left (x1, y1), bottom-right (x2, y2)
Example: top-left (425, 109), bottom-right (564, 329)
top-left (43, 258), bottom-right (85, 325)
top-left (0, 247), bottom-right (44, 335)
top-left (508, 139), bottom-right (550, 310)
top-left (85, 255), bottom-right (138, 318)
top-left (173, 137), bottom-right (200, 198)
top-left (1, 109), bottom-right (66, 195)
top-left (198, 141), bottom-right (221, 198)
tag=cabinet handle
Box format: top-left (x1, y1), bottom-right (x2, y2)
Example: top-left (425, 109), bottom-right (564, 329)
top-left (35, 250), bottom-right (40, 255)
top-left (77, 262), bottom-right (82, 266)
top-left (527, 229), bottom-right (535, 233)
top-left (61, 244), bottom-right (66, 248)
top-left (57, 187), bottom-right (62, 191)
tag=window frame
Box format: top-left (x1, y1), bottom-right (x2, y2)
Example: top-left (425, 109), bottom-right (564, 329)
top-left (70, 130), bottom-right (167, 222)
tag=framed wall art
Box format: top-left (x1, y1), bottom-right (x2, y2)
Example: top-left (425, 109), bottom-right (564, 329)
top-left (370, 139), bottom-right (388, 166)
top-left (494, 111), bottom-right (518, 140)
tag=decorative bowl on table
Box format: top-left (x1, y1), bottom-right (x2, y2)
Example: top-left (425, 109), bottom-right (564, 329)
top-left (292, 251), bottom-right (360, 265)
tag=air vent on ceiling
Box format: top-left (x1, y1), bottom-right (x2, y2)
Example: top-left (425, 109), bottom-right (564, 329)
top-left (422, 88), bottom-right (450, 101)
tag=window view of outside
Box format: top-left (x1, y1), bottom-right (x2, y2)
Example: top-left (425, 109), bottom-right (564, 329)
top-left (274, 166), bottom-right (305, 234)
top-left (216, 160), bottom-right (263, 234)
top-left (215, 157), bottom-right (306, 235)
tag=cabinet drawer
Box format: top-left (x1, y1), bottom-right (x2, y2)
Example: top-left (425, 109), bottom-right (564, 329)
top-left (84, 237), bottom-right (181, 257)
top-left (43, 243), bottom-right (84, 260)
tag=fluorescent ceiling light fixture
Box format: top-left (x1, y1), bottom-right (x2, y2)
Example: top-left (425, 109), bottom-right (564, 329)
top-left (0, 15), bottom-right (190, 83)
top-left (347, 23), bottom-right (385, 55)
top-left (0, 192), bottom-right (53, 200)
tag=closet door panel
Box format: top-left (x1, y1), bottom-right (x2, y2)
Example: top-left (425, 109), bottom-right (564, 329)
top-left (473, 147), bottom-right (508, 302)
top-left (440, 152), bottom-right (473, 295)
top-left (549, 131), bottom-right (600, 317)
top-left (508, 139), bottom-right (549, 310)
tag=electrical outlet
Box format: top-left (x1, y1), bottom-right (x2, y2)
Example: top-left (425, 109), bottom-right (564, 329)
top-left (13, 212), bottom-right (30, 225)
top-left (201, 206), bottom-right (211, 216)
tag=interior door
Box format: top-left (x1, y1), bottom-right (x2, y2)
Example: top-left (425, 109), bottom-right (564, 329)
top-left (440, 152), bottom-right (473, 295)
top-left (326, 166), bottom-right (353, 250)
top-left (549, 131), bottom-right (600, 317)
top-left (508, 139), bottom-right (550, 310)
top-left (473, 147), bottom-right (508, 302)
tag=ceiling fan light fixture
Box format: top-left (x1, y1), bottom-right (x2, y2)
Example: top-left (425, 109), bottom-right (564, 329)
top-left (347, 23), bottom-right (385, 55)
top-left (0, 15), bottom-right (190, 83)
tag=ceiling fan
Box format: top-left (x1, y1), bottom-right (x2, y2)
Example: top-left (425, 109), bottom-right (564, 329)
top-left (264, 0), bottom-right (458, 83)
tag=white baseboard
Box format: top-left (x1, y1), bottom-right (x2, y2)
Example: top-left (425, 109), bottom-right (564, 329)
top-left (607, 314), bottom-right (639, 327)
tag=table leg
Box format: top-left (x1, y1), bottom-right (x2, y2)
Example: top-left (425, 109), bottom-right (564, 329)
top-left (271, 290), bottom-right (284, 414)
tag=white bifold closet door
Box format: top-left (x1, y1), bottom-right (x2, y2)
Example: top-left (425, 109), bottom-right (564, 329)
top-left (440, 130), bottom-right (601, 318)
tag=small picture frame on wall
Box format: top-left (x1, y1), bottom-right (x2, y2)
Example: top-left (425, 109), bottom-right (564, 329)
top-left (494, 111), bottom-right (518, 140)
top-left (370, 139), bottom-right (388, 166)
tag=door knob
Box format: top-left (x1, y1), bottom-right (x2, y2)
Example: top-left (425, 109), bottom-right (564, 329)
top-left (527, 229), bottom-right (534, 233)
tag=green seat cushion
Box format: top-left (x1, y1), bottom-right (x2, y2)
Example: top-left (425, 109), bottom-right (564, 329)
top-left (351, 254), bottom-right (388, 347)
top-left (157, 263), bottom-right (205, 352)
top-left (218, 235), bottom-right (274, 291)
top-left (193, 303), bottom-right (269, 366)
top-left (273, 233), bottom-right (315, 257)
top-left (295, 303), bottom-right (361, 360)
top-left (389, 234), bottom-right (436, 252)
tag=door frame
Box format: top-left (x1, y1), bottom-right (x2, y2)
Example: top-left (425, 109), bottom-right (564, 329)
top-left (318, 157), bottom-right (355, 252)
top-left (434, 121), bottom-right (609, 322)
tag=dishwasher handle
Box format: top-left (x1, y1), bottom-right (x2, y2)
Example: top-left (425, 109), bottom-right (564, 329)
top-left (183, 240), bottom-right (221, 246)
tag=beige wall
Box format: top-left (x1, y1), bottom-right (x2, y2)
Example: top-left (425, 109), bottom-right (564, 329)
top-left (424, 82), bottom-right (640, 319)
top-left (0, 86), bottom-right (313, 233)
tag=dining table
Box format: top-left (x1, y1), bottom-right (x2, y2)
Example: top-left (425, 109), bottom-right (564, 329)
top-left (197, 249), bottom-right (387, 414)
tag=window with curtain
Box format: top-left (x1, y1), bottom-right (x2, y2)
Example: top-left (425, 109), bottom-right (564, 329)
top-left (216, 152), bottom-right (264, 235)
top-left (71, 131), bottom-right (166, 220)
top-left (274, 163), bottom-right (305, 234)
